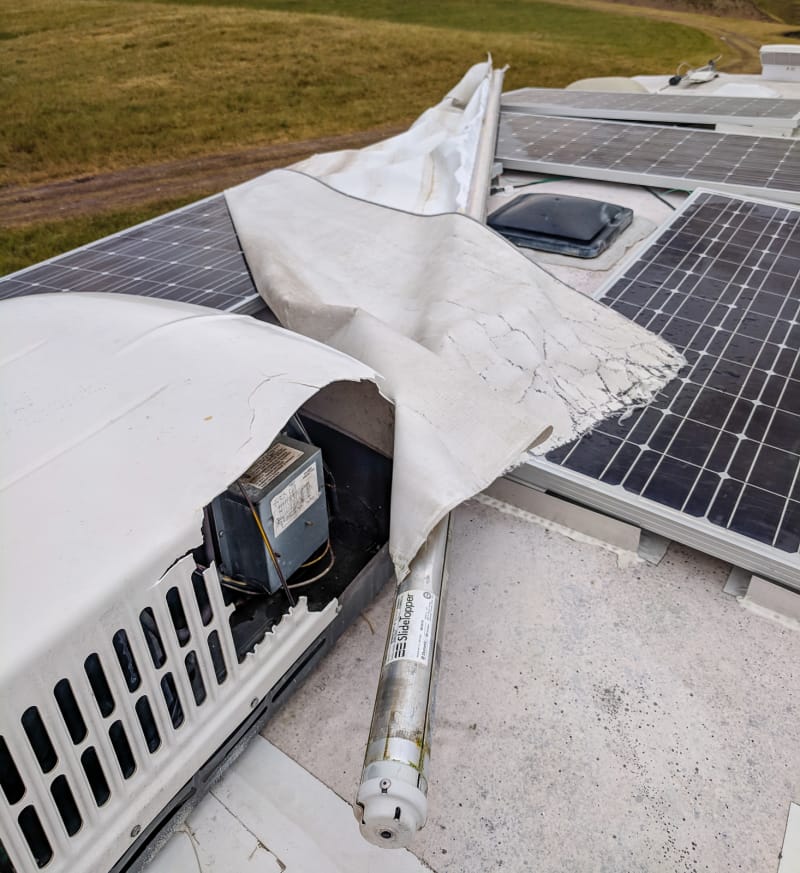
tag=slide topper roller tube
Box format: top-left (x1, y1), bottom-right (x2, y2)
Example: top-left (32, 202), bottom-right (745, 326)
top-left (355, 516), bottom-right (450, 847)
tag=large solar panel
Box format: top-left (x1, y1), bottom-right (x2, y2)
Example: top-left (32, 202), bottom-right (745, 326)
top-left (516, 189), bottom-right (800, 590)
top-left (496, 113), bottom-right (800, 204)
top-left (0, 194), bottom-right (262, 313)
top-left (502, 88), bottom-right (800, 131)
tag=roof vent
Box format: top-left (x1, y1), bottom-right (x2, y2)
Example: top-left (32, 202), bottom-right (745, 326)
top-left (488, 193), bottom-right (633, 259)
top-left (760, 44), bottom-right (800, 82)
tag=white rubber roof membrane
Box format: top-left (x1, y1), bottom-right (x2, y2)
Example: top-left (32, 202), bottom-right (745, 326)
top-left (226, 67), bottom-right (685, 578)
top-left (0, 294), bottom-right (377, 678)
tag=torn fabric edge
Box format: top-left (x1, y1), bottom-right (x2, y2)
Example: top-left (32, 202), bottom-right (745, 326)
top-left (225, 169), bottom-right (685, 579)
top-left (291, 60), bottom-right (493, 215)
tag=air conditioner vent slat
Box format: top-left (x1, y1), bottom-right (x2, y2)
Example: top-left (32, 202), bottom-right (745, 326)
top-left (83, 655), bottom-right (115, 719)
top-left (20, 710), bottom-right (57, 776)
top-left (0, 738), bottom-right (26, 805)
top-left (49, 776), bottom-right (81, 837)
top-left (107, 723), bottom-right (136, 780)
top-left (16, 806), bottom-right (52, 869)
top-left (203, 565), bottom-right (240, 672)
top-left (183, 652), bottom-right (207, 707)
top-left (166, 587), bottom-right (191, 648)
top-left (0, 835), bottom-right (17, 873)
top-left (52, 681), bottom-right (87, 746)
top-left (111, 631), bottom-right (141, 694)
top-left (191, 571), bottom-right (214, 626)
top-left (139, 608), bottom-right (167, 670)
top-left (133, 697), bottom-right (161, 754)
top-left (78, 748), bottom-right (110, 808)
top-left (159, 674), bottom-right (184, 730)
top-left (207, 631), bottom-right (228, 685)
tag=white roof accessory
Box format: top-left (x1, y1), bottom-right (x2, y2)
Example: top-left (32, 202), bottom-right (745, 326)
top-left (762, 44), bottom-right (800, 82)
top-left (0, 293), bottom-right (377, 679)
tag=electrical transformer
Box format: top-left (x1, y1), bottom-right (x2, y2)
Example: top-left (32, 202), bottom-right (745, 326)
top-left (212, 436), bottom-right (329, 593)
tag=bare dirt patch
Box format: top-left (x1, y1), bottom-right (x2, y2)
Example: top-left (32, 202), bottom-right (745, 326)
top-left (0, 125), bottom-right (404, 229)
top-left (550, 0), bottom-right (778, 73)
top-left (604, 0), bottom-right (769, 19)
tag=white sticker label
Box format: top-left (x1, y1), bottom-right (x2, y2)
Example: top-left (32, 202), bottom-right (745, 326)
top-left (245, 442), bottom-right (303, 490)
top-left (385, 589), bottom-right (437, 665)
top-left (270, 465), bottom-right (319, 536)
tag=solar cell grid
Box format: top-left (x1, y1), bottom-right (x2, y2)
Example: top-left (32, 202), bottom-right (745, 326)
top-left (502, 88), bottom-right (800, 128)
top-left (545, 191), bottom-right (800, 558)
top-left (496, 113), bottom-right (800, 203)
top-left (0, 195), bottom-right (261, 314)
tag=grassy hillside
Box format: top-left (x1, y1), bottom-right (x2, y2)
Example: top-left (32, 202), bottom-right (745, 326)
top-left (104, 0), bottom-right (736, 34)
top-left (4, 0), bottom-right (789, 274)
top-left (1, 0), bottom-right (717, 187)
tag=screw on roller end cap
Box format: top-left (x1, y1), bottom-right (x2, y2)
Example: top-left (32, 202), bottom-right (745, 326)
top-left (356, 776), bottom-right (427, 849)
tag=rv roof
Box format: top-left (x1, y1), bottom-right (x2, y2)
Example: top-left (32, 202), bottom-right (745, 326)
top-left (3, 61), bottom-right (800, 873)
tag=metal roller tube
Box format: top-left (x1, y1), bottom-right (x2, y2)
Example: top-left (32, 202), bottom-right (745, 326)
top-left (465, 66), bottom-right (507, 222)
top-left (356, 63), bottom-right (504, 848)
top-left (354, 517), bottom-right (450, 847)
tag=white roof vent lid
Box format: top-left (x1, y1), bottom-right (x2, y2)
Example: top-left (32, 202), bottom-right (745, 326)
top-left (761, 44), bottom-right (800, 81)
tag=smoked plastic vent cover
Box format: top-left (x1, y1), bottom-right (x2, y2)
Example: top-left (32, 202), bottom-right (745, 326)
top-left (488, 192), bottom-right (633, 258)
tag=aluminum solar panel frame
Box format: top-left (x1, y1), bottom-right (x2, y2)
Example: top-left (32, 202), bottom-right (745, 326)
top-left (496, 113), bottom-right (800, 204)
top-left (0, 194), bottom-right (263, 314)
top-left (502, 88), bottom-right (800, 132)
top-left (516, 188), bottom-right (800, 591)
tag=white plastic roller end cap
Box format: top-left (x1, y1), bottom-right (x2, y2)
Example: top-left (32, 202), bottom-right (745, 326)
top-left (356, 776), bottom-right (428, 849)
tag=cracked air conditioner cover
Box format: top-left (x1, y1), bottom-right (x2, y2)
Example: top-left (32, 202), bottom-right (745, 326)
top-left (0, 293), bottom-right (377, 680)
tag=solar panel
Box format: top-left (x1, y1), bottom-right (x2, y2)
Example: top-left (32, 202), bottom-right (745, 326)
top-left (496, 113), bottom-right (800, 204)
top-left (0, 194), bottom-right (262, 314)
top-left (502, 88), bottom-right (800, 131)
top-left (517, 189), bottom-right (800, 590)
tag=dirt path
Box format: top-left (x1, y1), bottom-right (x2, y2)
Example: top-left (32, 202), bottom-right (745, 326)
top-left (549, 0), bottom-right (774, 73)
top-left (715, 27), bottom-right (766, 71)
top-left (0, 125), bottom-right (404, 229)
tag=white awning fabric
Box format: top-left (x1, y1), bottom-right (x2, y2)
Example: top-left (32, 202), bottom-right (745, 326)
top-left (226, 65), bottom-right (685, 579)
top-left (291, 60), bottom-right (492, 214)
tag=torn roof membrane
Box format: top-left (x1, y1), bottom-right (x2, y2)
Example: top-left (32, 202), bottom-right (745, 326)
top-left (291, 60), bottom-right (493, 215)
top-left (226, 169), bottom-right (684, 577)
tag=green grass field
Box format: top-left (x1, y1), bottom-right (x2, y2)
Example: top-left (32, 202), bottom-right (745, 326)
top-left (0, 0), bottom-right (779, 273)
top-left (1, 0), bottom-right (719, 186)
